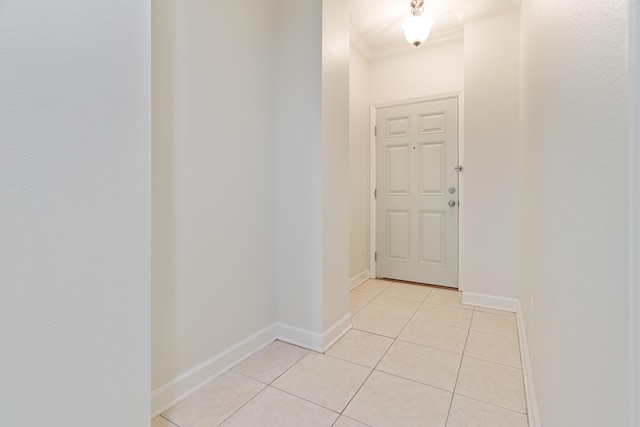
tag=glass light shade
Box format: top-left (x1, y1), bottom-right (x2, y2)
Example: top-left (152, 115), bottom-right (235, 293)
top-left (402, 15), bottom-right (434, 47)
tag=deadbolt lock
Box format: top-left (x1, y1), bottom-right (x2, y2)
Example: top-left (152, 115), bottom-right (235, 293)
top-left (448, 187), bottom-right (456, 194)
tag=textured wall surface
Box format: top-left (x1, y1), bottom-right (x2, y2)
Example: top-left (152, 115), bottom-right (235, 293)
top-left (0, 2), bottom-right (151, 425)
top-left (519, 0), bottom-right (630, 425)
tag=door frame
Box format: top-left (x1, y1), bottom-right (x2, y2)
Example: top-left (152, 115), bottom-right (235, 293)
top-left (370, 91), bottom-right (465, 289)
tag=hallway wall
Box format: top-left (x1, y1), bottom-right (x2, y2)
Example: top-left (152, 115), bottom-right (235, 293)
top-left (152, 0), bottom-right (277, 410)
top-left (0, 2), bottom-right (151, 425)
top-left (519, 0), bottom-right (630, 424)
top-left (462, 12), bottom-right (520, 300)
top-left (275, 0), bottom-right (350, 344)
top-left (349, 48), bottom-right (371, 282)
top-left (369, 42), bottom-right (464, 105)
top-left (153, 0), bottom-right (350, 414)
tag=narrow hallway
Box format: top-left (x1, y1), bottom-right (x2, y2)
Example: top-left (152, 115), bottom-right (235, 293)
top-left (153, 280), bottom-right (528, 427)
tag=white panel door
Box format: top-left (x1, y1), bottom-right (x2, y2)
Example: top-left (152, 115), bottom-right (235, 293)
top-left (376, 97), bottom-right (459, 287)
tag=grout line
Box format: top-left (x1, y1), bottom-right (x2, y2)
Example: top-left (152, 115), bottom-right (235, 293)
top-left (337, 368), bottom-right (377, 422)
top-left (393, 337), bottom-right (465, 357)
top-left (452, 393), bottom-right (529, 416)
top-left (444, 309), bottom-right (473, 427)
top-left (213, 382), bottom-right (268, 426)
top-left (331, 415), bottom-right (375, 427)
top-left (215, 347), bottom-right (312, 426)
top-left (159, 415), bottom-right (180, 427)
top-left (336, 288), bottom-right (415, 423)
top-left (268, 384), bottom-right (342, 416)
top-left (461, 354), bottom-right (524, 370)
top-left (454, 389), bottom-right (528, 416)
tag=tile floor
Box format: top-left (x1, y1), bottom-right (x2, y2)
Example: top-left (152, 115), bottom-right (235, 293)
top-left (152, 279), bottom-right (528, 427)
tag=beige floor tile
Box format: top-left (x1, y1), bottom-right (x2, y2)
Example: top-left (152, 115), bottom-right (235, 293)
top-left (470, 311), bottom-right (518, 338)
top-left (425, 288), bottom-right (474, 310)
top-left (446, 394), bottom-right (528, 427)
top-left (377, 340), bottom-right (461, 391)
top-left (162, 371), bottom-right (265, 427)
top-left (151, 416), bottom-right (178, 427)
top-left (272, 352), bottom-right (371, 412)
top-left (398, 318), bottom-right (469, 354)
top-left (220, 386), bottom-right (339, 427)
top-left (352, 308), bottom-right (411, 338)
top-left (365, 295), bottom-right (422, 317)
top-left (326, 329), bottom-right (394, 368)
top-left (333, 415), bottom-right (371, 427)
top-left (464, 330), bottom-right (521, 368)
top-left (232, 340), bottom-right (308, 384)
top-left (474, 306), bottom-right (516, 317)
top-left (355, 279), bottom-right (392, 294)
top-left (350, 290), bottom-right (378, 308)
top-left (350, 304), bottom-right (362, 315)
top-left (455, 357), bottom-right (526, 413)
top-left (414, 303), bottom-right (473, 329)
top-left (344, 370), bottom-right (451, 427)
top-left (380, 283), bottom-right (432, 301)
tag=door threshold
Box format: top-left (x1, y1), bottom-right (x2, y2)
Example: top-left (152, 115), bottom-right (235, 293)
top-left (376, 277), bottom-right (458, 291)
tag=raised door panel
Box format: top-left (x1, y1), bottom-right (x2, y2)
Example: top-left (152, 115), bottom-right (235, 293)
top-left (419, 142), bottom-right (446, 196)
top-left (386, 145), bottom-right (410, 196)
top-left (386, 116), bottom-right (410, 137)
top-left (386, 210), bottom-right (410, 262)
top-left (419, 112), bottom-right (445, 134)
top-left (419, 211), bottom-right (446, 265)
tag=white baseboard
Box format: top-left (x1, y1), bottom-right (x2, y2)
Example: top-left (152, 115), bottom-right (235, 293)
top-left (462, 292), bottom-right (540, 425)
top-left (321, 313), bottom-right (352, 352)
top-left (152, 314), bottom-right (352, 418)
top-left (276, 322), bottom-right (324, 352)
top-left (349, 270), bottom-right (371, 290)
top-left (277, 313), bottom-right (352, 353)
top-left (461, 291), bottom-right (519, 312)
top-left (150, 324), bottom-right (276, 417)
top-left (516, 303), bottom-right (540, 427)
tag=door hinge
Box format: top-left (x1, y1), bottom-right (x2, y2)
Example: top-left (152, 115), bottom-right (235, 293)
top-left (454, 165), bottom-right (464, 172)
top-left (374, 126), bottom-right (377, 136)
top-left (374, 188), bottom-right (377, 199)
top-left (374, 251), bottom-right (377, 262)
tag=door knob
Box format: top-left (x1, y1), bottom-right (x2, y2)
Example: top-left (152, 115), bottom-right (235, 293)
top-left (448, 200), bottom-right (456, 207)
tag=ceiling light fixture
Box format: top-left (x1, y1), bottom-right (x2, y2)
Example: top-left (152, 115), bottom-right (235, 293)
top-left (402, 0), bottom-right (434, 47)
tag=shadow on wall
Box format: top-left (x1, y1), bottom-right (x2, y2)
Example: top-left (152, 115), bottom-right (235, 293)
top-left (151, 1), bottom-right (178, 394)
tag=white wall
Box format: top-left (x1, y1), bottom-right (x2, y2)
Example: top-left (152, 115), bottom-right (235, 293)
top-left (369, 42), bottom-right (464, 105)
top-left (321, 0), bottom-right (351, 332)
top-left (519, 0), bottom-right (630, 425)
top-left (349, 48), bottom-right (371, 281)
top-left (275, 0), bottom-right (350, 347)
top-left (275, 0), bottom-right (324, 338)
top-left (0, 2), bottom-right (150, 426)
top-left (632, 0), bottom-right (640, 422)
top-left (462, 12), bottom-right (520, 300)
top-left (152, 0), bottom-right (277, 411)
top-left (152, 0), bottom-right (350, 413)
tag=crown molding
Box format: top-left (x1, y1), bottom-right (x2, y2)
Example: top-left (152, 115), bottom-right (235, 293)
top-left (368, 28), bottom-right (464, 62)
top-left (461, 4), bottom-right (521, 24)
top-left (350, 28), bottom-right (372, 62)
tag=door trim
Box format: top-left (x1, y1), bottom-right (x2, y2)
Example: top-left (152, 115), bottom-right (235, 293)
top-left (370, 91), bottom-right (465, 289)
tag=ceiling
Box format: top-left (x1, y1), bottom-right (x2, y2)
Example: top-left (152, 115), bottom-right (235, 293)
top-left (349, 0), bottom-right (520, 60)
